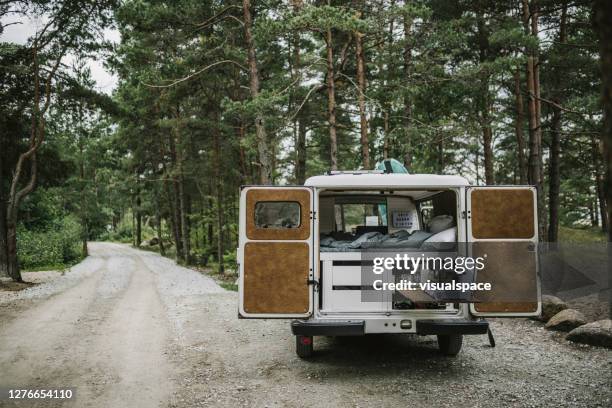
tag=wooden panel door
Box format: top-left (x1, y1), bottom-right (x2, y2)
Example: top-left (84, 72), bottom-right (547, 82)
top-left (239, 187), bottom-right (313, 318)
top-left (467, 187), bottom-right (541, 317)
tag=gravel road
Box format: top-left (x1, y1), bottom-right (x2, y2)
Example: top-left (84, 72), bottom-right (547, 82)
top-left (0, 242), bottom-right (610, 407)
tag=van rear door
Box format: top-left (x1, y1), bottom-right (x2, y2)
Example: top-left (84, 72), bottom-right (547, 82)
top-left (466, 186), bottom-right (541, 317)
top-left (238, 186), bottom-right (314, 318)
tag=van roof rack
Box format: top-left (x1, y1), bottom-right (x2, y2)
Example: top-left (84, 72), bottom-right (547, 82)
top-left (325, 170), bottom-right (385, 175)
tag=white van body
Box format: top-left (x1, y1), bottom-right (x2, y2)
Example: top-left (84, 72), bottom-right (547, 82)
top-left (237, 172), bottom-right (540, 357)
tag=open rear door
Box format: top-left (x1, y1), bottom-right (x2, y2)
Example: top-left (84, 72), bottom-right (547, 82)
top-left (238, 186), bottom-right (313, 318)
top-left (467, 186), bottom-right (541, 317)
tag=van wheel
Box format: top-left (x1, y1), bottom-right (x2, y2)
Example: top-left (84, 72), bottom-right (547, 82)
top-left (296, 335), bottom-right (313, 359)
top-left (437, 334), bottom-right (463, 356)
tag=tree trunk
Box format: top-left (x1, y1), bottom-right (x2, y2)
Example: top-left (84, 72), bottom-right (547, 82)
top-left (513, 69), bottom-right (528, 184)
top-left (207, 221), bottom-right (213, 254)
top-left (243, 0), bottom-right (272, 184)
top-left (0, 216), bottom-right (9, 281)
top-left (437, 136), bottom-right (444, 174)
top-left (214, 123), bottom-right (225, 274)
top-left (592, 135), bottom-right (609, 233)
top-left (532, 1), bottom-right (546, 239)
top-left (291, 0), bottom-right (306, 183)
top-left (0, 156), bottom-right (9, 280)
top-left (168, 134), bottom-right (184, 261)
top-left (135, 175), bottom-right (142, 248)
top-left (525, 58), bottom-right (539, 188)
top-left (325, 27), bottom-right (338, 171)
top-left (175, 109), bottom-right (190, 263)
top-left (594, 0), bottom-right (612, 245)
top-left (296, 119), bottom-right (307, 184)
top-left (475, 146), bottom-right (480, 185)
top-left (523, 0), bottom-right (546, 239)
top-left (355, 28), bottom-right (369, 169)
top-left (403, 15), bottom-right (413, 168)
top-left (156, 201), bottom-right (165, 256)
top-left (548, 107), bottom-right (561, 242)
top-left (236, 124), bottom-right (249, 184)
top-left (163, 171), bottom-right (181, 257)
top-left (131, 197), bottom-right (136, 247)
top-left (178, 173), bottom-right (190, 263)
top-left (6, 220), bottom-right (20, 281)
top-left (482, 124), bottom-right (494, 185)
top-left (476, 14), bottom-right (494, 185)
top-left (548, 3), bottom-right (567, 243)
top-left (0, 217), bottom-right (8, 280)
top-left (383, 111), bottom-right (390, 160)
top-left (77, 101), bottom-right (89, 257)
top-left (171, 182), bottom-right (183, 260)
top-left (595, 164), bottom-right (608, 233)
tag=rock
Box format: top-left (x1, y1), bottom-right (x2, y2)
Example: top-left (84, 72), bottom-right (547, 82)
top-left (148, 237), bottom-right (160, 246)
top-left (545, 309), bottom-right (587, 332)
top-left (566, 319), bottom-right (612, 349)
top-left (536, 295), bottom-right (568, 322)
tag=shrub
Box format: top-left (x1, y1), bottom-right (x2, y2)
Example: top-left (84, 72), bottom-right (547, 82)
top-left (17, 215), bottom-right (83, 270)
top-left (223, 251), bottom-right (237, 273)
top-left (98, 220), bottom-right (133, 243)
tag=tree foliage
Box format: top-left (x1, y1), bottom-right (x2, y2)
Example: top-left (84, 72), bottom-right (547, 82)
top-left (1, 0), bottom-right (609, 280)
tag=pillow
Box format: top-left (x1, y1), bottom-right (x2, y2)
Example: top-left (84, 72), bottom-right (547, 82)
top-left (424, 226), bottom-right (457, 243)
top-left (428, 215), bottom-right (454, 234)
top-left (421, 227), bottom-right (457, 251)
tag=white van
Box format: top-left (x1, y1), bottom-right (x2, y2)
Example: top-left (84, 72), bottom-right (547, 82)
top-left (237, 170), bottom-right (540, 358)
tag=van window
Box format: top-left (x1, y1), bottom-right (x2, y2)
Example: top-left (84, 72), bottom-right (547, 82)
top-left (254, 201), bottom-right (301, 229)
top-left (334, 203), bottom-right (387, 234)
top-left (418, 191), bottom-right (457, 232)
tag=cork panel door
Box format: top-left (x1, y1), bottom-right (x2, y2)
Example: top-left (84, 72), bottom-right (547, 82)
top-left (239, 187), bottom-right (313, 318)
top-left (467, 187), bottom-right (540, 317)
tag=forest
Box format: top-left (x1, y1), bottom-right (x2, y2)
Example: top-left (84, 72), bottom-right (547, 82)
top-left (1, 0), bottom-right (611, 282)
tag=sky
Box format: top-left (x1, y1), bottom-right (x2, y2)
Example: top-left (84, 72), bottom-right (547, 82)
top-left (1, 14), bottom-right (120, 94)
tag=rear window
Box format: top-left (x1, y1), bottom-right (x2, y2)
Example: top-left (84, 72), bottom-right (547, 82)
top-left (254, 201), bottom-right (301, 229)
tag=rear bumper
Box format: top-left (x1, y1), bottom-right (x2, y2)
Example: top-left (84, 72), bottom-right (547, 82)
top-left (291, 318), bottom-right (488, 336)
top-left (291, 320), bottom-right (365, 336)
top-left (415, 319), bottom-right (489, 335)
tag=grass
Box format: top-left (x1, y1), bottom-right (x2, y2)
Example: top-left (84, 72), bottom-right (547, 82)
top-left (22, 255), bottom-right (85, 273)
top-left (558, 226), bottom-right (607, 243)
top-left (220, 282), bottom-right (238, 291)
top-left (205, 264), bottom-right (239, 292)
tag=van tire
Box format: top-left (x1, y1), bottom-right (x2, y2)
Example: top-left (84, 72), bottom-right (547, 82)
top-left (296, 335), bottom-right (313, 359)
top-left (437, 334), bottom-right (462, 356)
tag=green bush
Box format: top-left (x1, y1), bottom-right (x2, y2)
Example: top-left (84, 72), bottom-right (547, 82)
top-left (98, 220), bottom-right (133, 243)
top-left (223, 251), bottom-right (237, 273)
top-left (17, 215), bottom-right (83, 270)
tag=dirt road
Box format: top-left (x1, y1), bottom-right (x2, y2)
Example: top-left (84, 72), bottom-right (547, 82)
top-left (0, 243), bottom-right (610, 407)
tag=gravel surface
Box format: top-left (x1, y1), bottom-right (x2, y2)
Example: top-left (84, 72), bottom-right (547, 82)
top-left (0, 242), bottom-right (610, 407)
